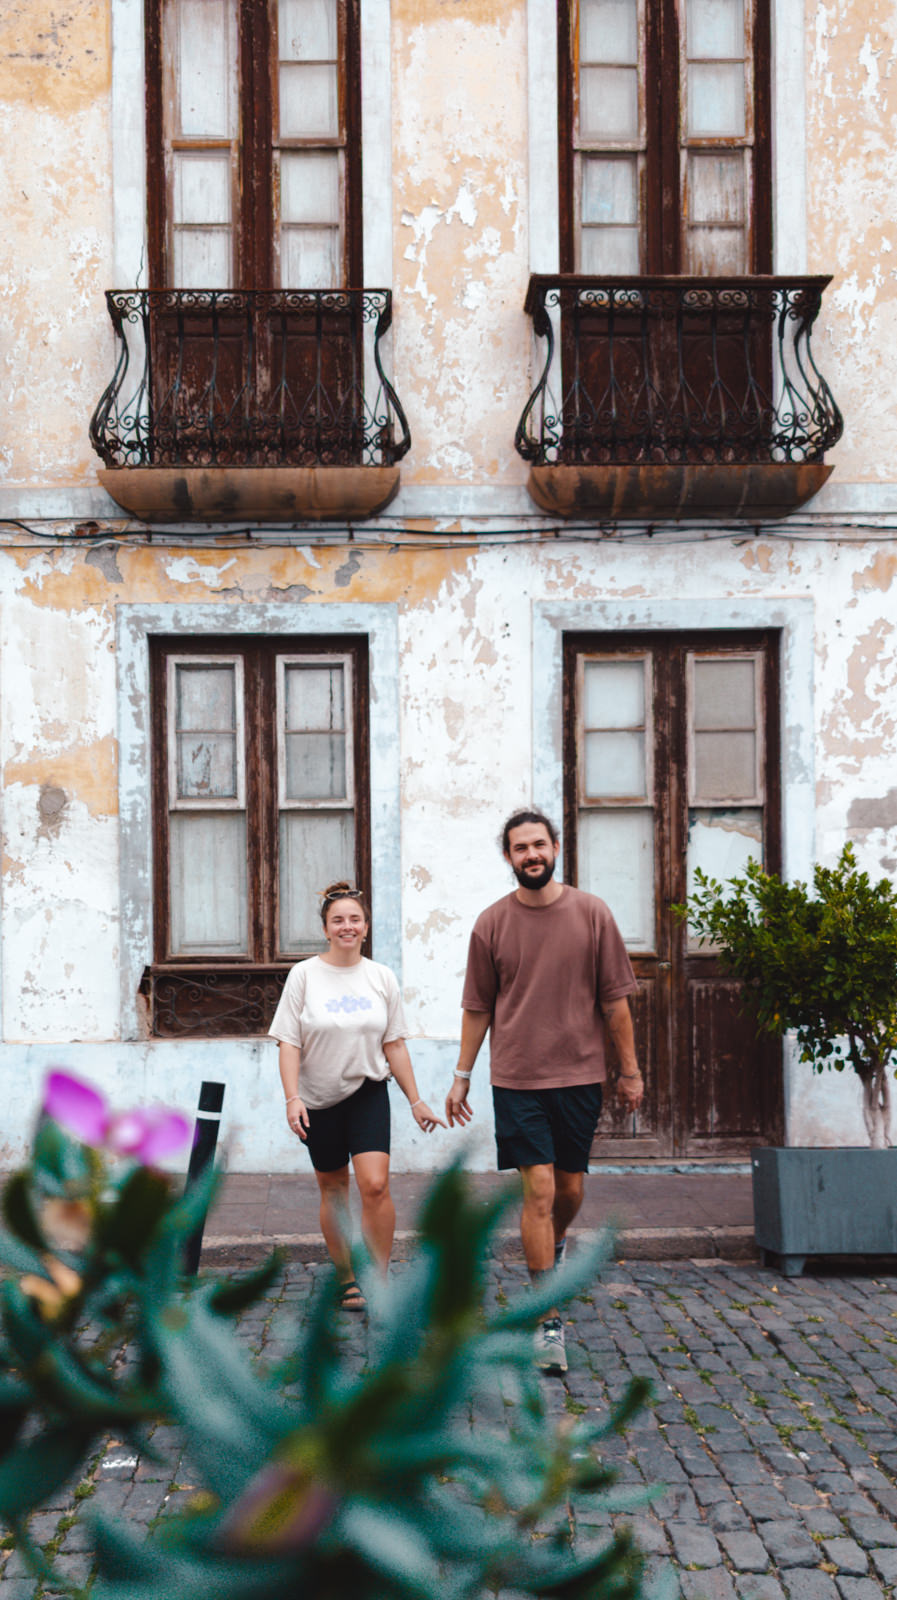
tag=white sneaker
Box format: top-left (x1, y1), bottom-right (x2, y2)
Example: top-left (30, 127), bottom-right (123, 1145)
top-left (534, 1316), bottom-right (567, 1374)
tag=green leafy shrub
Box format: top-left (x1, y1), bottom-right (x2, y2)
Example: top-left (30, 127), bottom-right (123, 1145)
top-left (679, 844), bottom-right (897, 1147)
top-left (0, 1083), bottom-right (656, 1599)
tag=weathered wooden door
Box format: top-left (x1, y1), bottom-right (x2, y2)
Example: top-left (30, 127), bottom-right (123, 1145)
top-left (564, 629), bottom-right (783, 1158)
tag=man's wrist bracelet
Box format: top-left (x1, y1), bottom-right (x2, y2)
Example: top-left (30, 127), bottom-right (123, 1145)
top-left (619, 1073), bottom-right (642, 1081)
top-left (454, 1069), bottom-right (472, 1080)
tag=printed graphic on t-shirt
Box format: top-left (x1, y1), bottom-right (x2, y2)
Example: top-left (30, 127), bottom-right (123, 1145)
top-left (325, 995), bottom-right (374, 1014)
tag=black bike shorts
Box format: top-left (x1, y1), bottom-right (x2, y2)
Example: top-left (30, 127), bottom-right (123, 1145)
top-left (305, 1077), bottom-right (391, 1173)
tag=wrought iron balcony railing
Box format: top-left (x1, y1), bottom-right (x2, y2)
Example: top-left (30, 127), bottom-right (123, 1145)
top-left (515, 275), bottom-right (843, 469)
top-left (90, 288), bottom-right (411, 470)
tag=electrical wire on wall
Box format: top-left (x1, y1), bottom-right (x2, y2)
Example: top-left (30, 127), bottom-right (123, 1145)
top-left (4, 516), bottom-right (897, 552)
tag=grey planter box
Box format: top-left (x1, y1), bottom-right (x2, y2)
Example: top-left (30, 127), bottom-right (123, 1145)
top-left (752, 1146), bottom-right (897, 1276)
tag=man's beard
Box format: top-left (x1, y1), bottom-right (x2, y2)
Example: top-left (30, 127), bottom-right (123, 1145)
top-left (512, 857), bottom-right (556, 890)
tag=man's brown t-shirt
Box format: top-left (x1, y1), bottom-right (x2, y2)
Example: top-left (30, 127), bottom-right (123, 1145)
top-left (461, 886), bottom-right (636, 1089)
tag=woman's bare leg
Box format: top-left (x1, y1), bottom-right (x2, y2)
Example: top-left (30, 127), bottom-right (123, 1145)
top-left (315, 1166), bottom-right (352, 1277)
top-left (352, 1151), bottom-right (395, 1273)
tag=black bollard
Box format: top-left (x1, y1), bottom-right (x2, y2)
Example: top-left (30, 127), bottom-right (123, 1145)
top-left (183, 1080), bottom-right (225, 1276)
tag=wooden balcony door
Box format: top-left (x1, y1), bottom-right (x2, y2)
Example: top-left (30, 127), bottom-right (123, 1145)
top-left (564, 629), bottom-right (783, 1158)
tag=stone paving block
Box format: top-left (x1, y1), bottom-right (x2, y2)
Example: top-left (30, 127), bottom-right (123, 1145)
top-left (758, 1521), bottom-right (820, 1567)
top-left (125, 1480), bottom-right (171, 1522)
top-left (735, 1579), bottom-right (786, 1600)
top-left (820, 1539), bottom-right (867, 1575)
top-left (693, 1479), bottom-right (736, 1506)
top-left (43, 1549), bottom-right (93, 1591)
top-left (58, 1520), bottom-right (94, 1553)
top-left (718, 1530), bottom-right (770, 1571)
top-left (90, 1480), bottom-right (133, 1513)
top-left (780, 1478), bottom-right (825, 1510)
top-left (666, 1519), bottom-right (723, 1567)
top-left (832, 1581), bottom-right (887, 1600)
top-left (780, 1571), bottom-right (840, 1600)
top-left (736, 1486), bottom-right (794, 1521)
top-left (826, 1495), bottom-right (877, 1518)
top-left (642, 1554), bottom-right (681, 1599)
top-left (653, 1485), bottom-right (701, 1520)
top-left (717, 1454), bottom-right (775, 1485)
top-left (813, 1474), bottom-right (857, 1496)
top-left (801, 1511), bottom-right (845, 1539)
top-left (0, 1550), bottom-right (31, 1580)
top-left (614, 1513), bottom-right (669, 1554)
top-left (679, 1568), bottom-right (738, 1599)
top-left (705, 1501), bottom-right (751, 1532)
top-left (844, 1512), bottom-right (897, 1548)
top-left (0, 1581), bottom-right (41, 1597)
top-left (868, 1546), bottom-right (897, 1583)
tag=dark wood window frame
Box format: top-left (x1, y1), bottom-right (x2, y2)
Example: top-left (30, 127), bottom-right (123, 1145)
top-left (145, 0), bottom-right (363, 289)
top-left (143, 632), bottom-right (370, 1037)
top-left (557, 0), bottom-right (772, 275)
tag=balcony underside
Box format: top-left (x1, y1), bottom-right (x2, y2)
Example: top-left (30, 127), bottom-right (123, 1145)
top-left (98, 464), bottom-right (401, 523)
top-left (526, 462), bottom-right (833, 522)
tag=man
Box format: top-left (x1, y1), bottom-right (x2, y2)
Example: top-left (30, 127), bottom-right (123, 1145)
top-left (446, 808), bottom-right (644, 1374)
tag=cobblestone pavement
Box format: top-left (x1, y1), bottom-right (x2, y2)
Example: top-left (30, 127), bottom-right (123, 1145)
top-left (3, 1255), bottom-right (897, 1598)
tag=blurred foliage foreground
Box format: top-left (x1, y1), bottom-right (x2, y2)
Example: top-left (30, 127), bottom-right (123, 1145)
top-left (0, 1106), bottom-right (655, 1600)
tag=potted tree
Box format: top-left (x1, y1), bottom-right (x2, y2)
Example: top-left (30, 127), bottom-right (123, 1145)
top-left (681, 845), bottom-right (897, 1275)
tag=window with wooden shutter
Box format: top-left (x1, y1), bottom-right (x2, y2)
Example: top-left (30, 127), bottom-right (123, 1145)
top-left (560, 0), bottom-right (771, 275)
top-left (146, 634), bottom-right (370, 1036)
top-left (146, 0), bottom-right (361, 289)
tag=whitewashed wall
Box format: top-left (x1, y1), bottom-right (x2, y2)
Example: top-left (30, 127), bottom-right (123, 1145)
top-left (0, 530), bottom-right (892, 1167)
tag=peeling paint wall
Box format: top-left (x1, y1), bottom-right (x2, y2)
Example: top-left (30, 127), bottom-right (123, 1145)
top-left (806, 0), bottom-right (897, 479)
top-left (1, 1), bottom-right (897, 1165)
top-left (0, 533), bottom-right (894, 1159)
top-left (0, 1), bottom-right (113, 487)
top-left (392, 0), bottom-right (530, 487)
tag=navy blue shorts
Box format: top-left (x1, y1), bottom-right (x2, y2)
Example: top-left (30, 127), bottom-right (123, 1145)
top-left (492, 1082), bottom-right (603, 1172)
top-left (305, 1077), bottom-right (391, 1173)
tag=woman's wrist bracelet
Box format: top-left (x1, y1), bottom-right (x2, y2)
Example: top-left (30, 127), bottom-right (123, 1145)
top-left (454, 1069), bottom-right (472, 1079)
top-left (285, 1094), bottom-right (301, 1104)
top-left (410, 1098), bottom-right (424, 1110)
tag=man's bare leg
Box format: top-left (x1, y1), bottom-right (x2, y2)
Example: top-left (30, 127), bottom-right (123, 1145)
top-left (519, 1163), bottom-right (557, 1275)
top-left (520, 1163), bottom-right (569, 1373)
top-left (552, 1168), bottom-right (585, 1254)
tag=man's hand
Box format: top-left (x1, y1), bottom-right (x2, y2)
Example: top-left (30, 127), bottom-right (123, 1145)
top-left (602, 997), bottom-right (644, 1113)
top-left (616, 1070), bottom-right (644, 1112)
top-left (445, 1075), bottom-right (474, 1127)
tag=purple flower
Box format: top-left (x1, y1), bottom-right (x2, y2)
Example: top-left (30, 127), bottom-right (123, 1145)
top-left (43, 1071), bottom-right (190, 1165)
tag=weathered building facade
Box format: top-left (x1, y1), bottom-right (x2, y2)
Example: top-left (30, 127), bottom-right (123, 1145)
top-left (0, 0), bottom-right (894, 1170)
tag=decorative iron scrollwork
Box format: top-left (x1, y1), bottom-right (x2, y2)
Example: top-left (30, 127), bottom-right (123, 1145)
top-left (144, 967), bottom-right (292, 1039)
top-left (91, 288), bottom-right (411, 471)
top-left (515, 275), bottom-right (843, 468)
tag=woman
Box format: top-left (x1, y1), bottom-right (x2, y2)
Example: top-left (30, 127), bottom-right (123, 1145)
top-left (269, 881), bottom-right (445, 1310)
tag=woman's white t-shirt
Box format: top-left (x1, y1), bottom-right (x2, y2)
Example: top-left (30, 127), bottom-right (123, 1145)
top-left (269, 956), bottom-right (408, 1110)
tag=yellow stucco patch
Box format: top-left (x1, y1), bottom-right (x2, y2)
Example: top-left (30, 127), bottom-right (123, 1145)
top-left (852, 551), bottom-right (897, 591)
top-left (0, 1), bottom-right (109, 110)
top-left (10, 540), bottom-right (480, 611)
top-left (3, 737), bottom-right (118, 819)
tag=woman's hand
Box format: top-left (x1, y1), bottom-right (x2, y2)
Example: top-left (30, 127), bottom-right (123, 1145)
top-left (285, 1096), bottom-right (310, 1141)
top-left (411, 1099), bottom-right (447, 1134)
